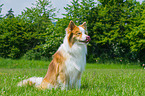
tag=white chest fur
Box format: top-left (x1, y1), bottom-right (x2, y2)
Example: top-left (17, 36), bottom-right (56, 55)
top-left (65, 44), bottom-right (87, 72)
top-left (59, 42), bottom-right (87, 71)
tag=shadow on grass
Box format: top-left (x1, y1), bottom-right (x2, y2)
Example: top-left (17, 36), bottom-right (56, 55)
top-left (81, 83), bottom-right (89, 89)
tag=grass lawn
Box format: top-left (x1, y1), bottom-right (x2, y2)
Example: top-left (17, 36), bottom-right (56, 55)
top-left (0, 58), bottom-right (145, 96)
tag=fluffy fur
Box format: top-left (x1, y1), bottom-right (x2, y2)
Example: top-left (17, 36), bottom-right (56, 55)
top-left (18, 21), bottom-right (91, 90)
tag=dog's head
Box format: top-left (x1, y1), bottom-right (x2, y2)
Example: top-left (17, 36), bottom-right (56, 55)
top-left (66, 21), bottom-right (91, 47)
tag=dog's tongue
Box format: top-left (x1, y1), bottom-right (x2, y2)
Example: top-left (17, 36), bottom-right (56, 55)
top-left (86, 36), bottom-right (91, 42)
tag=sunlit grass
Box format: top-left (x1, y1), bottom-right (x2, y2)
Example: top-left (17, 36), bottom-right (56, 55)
top-left (0, 58), bottom-right (145, 95)
top-left (0, 58), bottom-right (141, 69)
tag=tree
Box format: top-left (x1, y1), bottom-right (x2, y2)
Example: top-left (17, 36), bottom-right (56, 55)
top-left (0, 4), bottom-right (4, 19)
top-left (21, 0), bottom-right (56, 23)
top-left (86, 0), bottom-right (144, 61)
top-left (20, 0), bottom-right (56, 44)
top-left (60, 0), bottom-right (144, 62)
top-left (6, 8), bottom-right (14, 18)
top-left (125, 2), bottom-right (145, 62)
top-left (0, 17), bottom-right (31, 58)
top-left (63, 0), bottom-right (96, 24)
top-left (0, 0), bottom-right (57, 59)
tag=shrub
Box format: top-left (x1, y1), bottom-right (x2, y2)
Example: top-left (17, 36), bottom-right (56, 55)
top-left (23, 26), bottom-right (64, 60)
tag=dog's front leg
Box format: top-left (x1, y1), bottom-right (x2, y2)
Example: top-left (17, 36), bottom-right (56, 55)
top-left (61, 81), bottom-right (69, 90)
top-left (75, 79), bottom-right (81, 89)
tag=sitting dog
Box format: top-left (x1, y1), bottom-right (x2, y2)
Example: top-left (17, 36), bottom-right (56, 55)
top-left (18, 21), bottom-right (91, 90)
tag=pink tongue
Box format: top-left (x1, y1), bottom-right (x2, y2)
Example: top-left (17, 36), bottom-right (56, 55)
top-left (86, 36), bottom-right (91, 41)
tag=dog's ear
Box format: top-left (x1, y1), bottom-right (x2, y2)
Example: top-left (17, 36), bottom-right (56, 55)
top-left (68, 20), bottom-right (75, 31)
top-left (80, 22), bottom-right (88, 34)
top-left (68, 32), bottom-right (74, 47)
top-left (80, 22), bottom-right (87, 30)
top-left (67, 21), bottom-right (75, 47)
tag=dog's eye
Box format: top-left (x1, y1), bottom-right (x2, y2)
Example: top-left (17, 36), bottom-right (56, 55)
top-left (77, 33), bottom-right (81, 35)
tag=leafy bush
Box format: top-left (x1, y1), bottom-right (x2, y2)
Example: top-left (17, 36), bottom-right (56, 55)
top-left (0, 16), bottom-right (54, 58)
top-left (0, 17), bottom-right (31, 58)
top-left (0, 0), bottom-right (145, 63)
top-left (23, 25), bottom-right (64, 60)
top-left (0, 0), bottom-right (56, 59)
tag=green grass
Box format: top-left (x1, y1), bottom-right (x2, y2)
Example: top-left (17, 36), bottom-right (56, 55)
top-left (0, 58), bottom-right (142, 69)
top-left (0, 58), bottom-right (145, 96)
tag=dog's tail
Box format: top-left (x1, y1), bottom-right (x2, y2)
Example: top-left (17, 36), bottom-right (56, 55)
top-left (17, 77), bottom-right (43, 87)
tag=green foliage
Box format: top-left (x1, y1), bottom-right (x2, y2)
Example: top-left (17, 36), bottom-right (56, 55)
top-left (18, 0), bottom-right (60, 60)
top-left (63, 0), bottom-right (96, 24)
top-left (57, 0), bottom-right (145, 62)
top-left (0, 16), bottom-right (54, 59)
top-left (0, 0), bottom-right (56, 59)
top-left (86, 0), bottom-right (145, 62)
top-left (0, 17), bottom-right (36, 58)
top-left (23, 28), bottom-right (63, 60)
top-left (0, 0), bottom-right (145, 62)
top-left (126, 7), bottom-right (145, 61)
top-left (0, 4), bottom-right (3, 19)
top-left (6, 8), bottom-right (14, 18)
top-left (20, 0), bottom-right (55, 31)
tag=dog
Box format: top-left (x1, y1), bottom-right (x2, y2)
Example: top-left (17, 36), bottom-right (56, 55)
top-left (18, 21), bottom-right (91, 90)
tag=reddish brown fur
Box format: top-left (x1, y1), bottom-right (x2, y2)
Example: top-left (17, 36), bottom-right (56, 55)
top-left (79, 22), bottom-right (88, 35)
top-left (79, 22), bottom-right (87, 30)
top-left (40, 51), bottom-right (66, 89)
top-left (67, 21), bottom-right (84, 47)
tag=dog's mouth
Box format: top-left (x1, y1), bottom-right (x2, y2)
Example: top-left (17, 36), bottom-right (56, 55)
top-left (79, 36), bottom-right (91, 43)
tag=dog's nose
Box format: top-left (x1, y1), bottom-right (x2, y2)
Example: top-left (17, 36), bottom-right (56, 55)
top-left (86, 36), bottom-right (91, 42)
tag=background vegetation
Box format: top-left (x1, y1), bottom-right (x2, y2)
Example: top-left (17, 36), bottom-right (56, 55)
top-left (0, 0), bottom-right (145, 63)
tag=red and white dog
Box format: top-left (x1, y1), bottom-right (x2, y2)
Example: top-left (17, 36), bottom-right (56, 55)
top-left (18, 21), bottom-right (91, 90)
